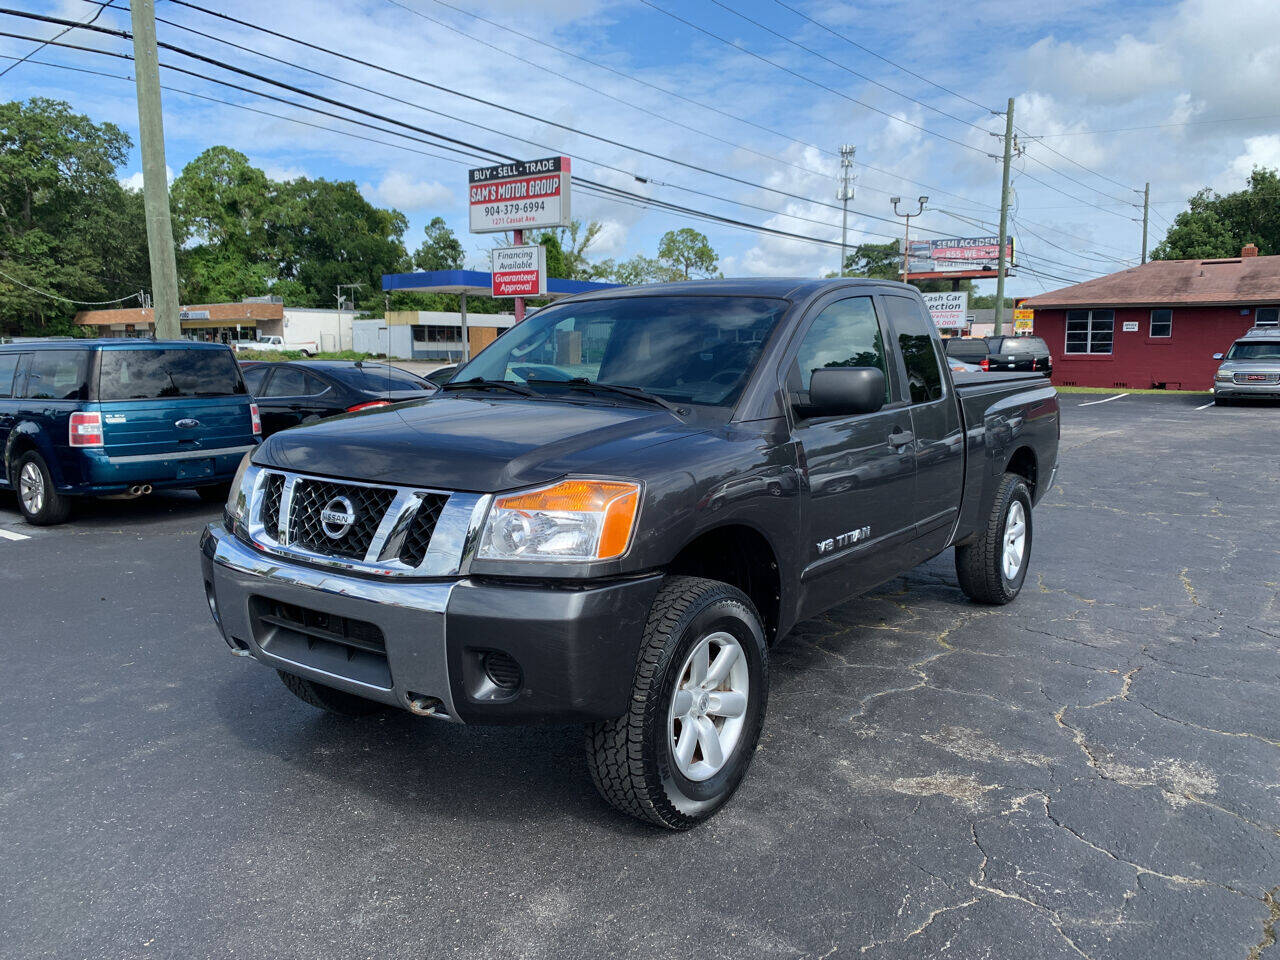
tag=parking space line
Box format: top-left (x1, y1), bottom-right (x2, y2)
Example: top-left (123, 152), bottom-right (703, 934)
top-left (1078, 393), bottom-right (1130, 406)
top-left (0, 528), bottom-right (31, 541)
top-left (1194, 401), bottom-right (1215, 411)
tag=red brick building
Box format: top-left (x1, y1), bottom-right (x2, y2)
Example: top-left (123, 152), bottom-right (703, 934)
top-left (1023, 245), bottom-right (1280, 390)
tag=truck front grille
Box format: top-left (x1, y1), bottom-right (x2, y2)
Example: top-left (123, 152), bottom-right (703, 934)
top-left (288, 479), bottom-right (395, 559)
top-left (261, 473), bottom-right (285, 535)
top-left (398, 494), bottom-right (449, 567)
top-left (250, 597), bottom-right (392, 689)
top-left (1234, 372), bottom-right (1280, 384)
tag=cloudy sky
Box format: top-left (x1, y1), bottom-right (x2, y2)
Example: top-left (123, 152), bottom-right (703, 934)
top-left (4, 0), bottom-right (1279, 299)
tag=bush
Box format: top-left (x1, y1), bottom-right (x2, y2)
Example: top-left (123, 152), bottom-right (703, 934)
top-left (234, 349), bottom-right (375, 362)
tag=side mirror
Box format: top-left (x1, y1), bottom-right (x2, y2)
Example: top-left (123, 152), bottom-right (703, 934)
top-left (806, 367), bottom-right (886, 417)
top-left (1212, 353), bottom-right (1224, 360)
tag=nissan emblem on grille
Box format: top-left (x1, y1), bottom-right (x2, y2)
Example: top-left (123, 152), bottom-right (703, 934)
top-left (320, 496), bottom-right (356, 539)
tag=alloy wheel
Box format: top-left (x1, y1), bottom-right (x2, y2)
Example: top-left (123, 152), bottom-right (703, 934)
top-left (19, 462), bottom-right (44, 516)
top-left (667, 631), bottom-right (750, 782)
top-left (1003, 499), bottom-right (1027, 581)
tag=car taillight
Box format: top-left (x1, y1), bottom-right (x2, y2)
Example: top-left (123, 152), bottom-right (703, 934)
top-left (69, 411), bottom-right (103, 447)
top-left (1031, 358), bottom-right (1038, 370)
top-left (249, 403), bottom-right (262, 436)
top-left (347, 400), bottom-right (391, 413)
top-left (980, 358), bottom-right (990, 371)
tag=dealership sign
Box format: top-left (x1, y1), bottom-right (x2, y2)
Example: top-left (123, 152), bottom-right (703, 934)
top-left (469, 156), bottom-right (571, 234)
top-left (491, 244), bottom-right (547, 297)
top-left (922, 291), bottom-right (969, 329)
top-left (905, 236), bottom-right (1015, 279)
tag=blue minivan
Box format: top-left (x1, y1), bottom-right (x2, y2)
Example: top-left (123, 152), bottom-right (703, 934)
top-left (0, 339), bottom-right (260, 525)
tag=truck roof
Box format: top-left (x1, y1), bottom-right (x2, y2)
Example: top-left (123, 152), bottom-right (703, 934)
top-left (559, 277), bottom-right (919, 304)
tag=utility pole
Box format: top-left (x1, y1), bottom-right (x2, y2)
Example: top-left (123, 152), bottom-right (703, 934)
top-left (1139, 181), bottom-right (1150, 264)
top-left (890, 196), bottom-right (928, 284)
top-left (837, 145), bottom-right (856, 276)
top-left (129, 0), bottom-right (180, 340)
top-left (336, 282), bottom-right (362, 353)
top-left (993, 97), bottom-right (1016, 337)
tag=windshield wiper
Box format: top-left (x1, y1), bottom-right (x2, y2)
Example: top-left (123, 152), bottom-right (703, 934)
top-left (441, 378), bottom-right (537, 398)
top-left (526, 378), bottom-right (688, 416)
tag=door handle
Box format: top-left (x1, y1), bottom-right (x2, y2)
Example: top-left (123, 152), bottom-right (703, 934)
top-left (887, 429), bottom-right (914, 449)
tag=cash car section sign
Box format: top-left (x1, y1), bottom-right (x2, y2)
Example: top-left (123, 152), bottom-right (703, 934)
top-left (922, 291), bottom-right (969, 330)
top-left (469, 156), bottom-right (571, 233)
top-left (491, 245), bottom-right (548, 298)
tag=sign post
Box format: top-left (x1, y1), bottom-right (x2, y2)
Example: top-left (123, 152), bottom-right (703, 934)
top-left (921, 291), bottom-right (969, 332)
top-left (469, 156), bottom-right (571, 325)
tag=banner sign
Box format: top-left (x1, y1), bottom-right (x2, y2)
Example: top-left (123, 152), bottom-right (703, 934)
top-left (905, 236), bottom-right (1015, 279)
top-left (469, 156), bottom-right (571, 234)
top-left (491, 244), bottom-right (547, 298)
top-left (921, 291), bottom-right (969, 330)
top-left (1014, 318), bottom-right (1034, 333)
top-left (1012, 307), bottom-right (1034, 321)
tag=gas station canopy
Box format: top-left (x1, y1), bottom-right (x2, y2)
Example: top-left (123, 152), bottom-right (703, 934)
top-left (382, 269), bottom-right (619, 300)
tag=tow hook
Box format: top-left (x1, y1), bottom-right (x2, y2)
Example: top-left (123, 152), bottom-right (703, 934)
top-left (407, 694), bottom-right (449, 720)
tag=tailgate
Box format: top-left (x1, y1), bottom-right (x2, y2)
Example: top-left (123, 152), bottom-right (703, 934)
top-left (100, 396), bottom-right (255, 458)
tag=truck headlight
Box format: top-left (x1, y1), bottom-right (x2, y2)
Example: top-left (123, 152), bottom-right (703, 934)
top-left (1214, 370), bottom-right (1233, 381)
top-left (478, 479), bottom-right (641, 562)
top-left (224, 452), bottom-right (255, 527)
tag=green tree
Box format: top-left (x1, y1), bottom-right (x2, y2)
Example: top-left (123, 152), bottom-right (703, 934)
top-left (1153, 168), bottom-right (1280, 260)
top-left (599, 254), bottom-right (679, 285)
top-left (539, 219), bottom-right (604, 279)
top-left (657, 227), bottom-right (718, 279)
top-left (274, 177), bottom-right (409, 308)
top-left (0, 98), bottom-right (149, 335)
top-left (537, 231), bottom-right (568, 279)
top-left (413, 215), bottom-right (464, 271)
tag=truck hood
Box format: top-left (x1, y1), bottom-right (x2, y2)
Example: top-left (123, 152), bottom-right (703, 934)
top-left (253, 394), bottom-right (702, 492)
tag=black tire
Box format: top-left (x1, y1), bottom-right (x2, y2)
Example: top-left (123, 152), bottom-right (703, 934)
top-left (1214, 395), bottom-right (1233, 406)
top-left (956, 472), bottom-right (1033, 604)
top-left (196, 482), bottom-right (231, 503)
top-left (585, 576), bottom-right (768, 830)
top-left (276, 670), bottom-right (383, 717)
top-left (12, 450), bottom-right (71, 526)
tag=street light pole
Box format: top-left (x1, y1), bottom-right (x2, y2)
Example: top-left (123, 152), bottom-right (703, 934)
top-left (891, 196), bottom-right (928, 284)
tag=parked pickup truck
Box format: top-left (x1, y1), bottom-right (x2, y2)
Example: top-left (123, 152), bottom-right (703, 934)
top-left (233, 335), bottom-right (319, 356)
top-left (201, 278), bottom-right (1059, 829)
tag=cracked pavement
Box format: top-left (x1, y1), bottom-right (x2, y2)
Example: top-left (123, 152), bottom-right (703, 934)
top-left (1, 392), bottom-right (1277, 959)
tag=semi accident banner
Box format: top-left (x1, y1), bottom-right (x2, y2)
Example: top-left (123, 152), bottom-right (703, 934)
top-left (905, 236), bottom-right (1015, 279)
top-left (469, 157), bottom-right (571, 234)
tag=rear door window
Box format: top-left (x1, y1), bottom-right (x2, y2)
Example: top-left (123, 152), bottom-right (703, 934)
top-left (0, 354), bottom-right (20, 398)
top-left (22, 350), bottom-right (90, 400)
top-left (883, 296), bottom-right (945, 404)
top-left (241, 366), bottom-right (270, 394)
top-left (98, 348), bottom-right (245, 400)
top-left (262, 367), bottom-right (326, 397)
top-left (324, 364), bottom-right (429, 392)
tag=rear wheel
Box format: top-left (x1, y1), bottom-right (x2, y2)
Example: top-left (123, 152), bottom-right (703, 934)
top-left (585, 576), bottom-right (768, 830)
top-left (955, 472), bottom-right (1032, 605)
top-left (277, 670), bottom-right (383, 717)
top-left (13, 451), bottom-right (71, 526)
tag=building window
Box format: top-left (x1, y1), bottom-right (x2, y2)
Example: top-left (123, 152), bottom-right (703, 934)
top-left (1257, 307), bottom-right (1279, 326)
top-left (1065, 309), bottom-right (1114, 355)
top-left (1150, 309), bottom-right (1172, 338)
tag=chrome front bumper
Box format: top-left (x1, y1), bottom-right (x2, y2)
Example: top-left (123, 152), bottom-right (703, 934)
top-left (201, 521), bottom-right (459, 720)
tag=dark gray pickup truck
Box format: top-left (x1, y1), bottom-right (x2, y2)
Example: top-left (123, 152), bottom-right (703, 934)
top-left (201, 278), bottom-right (1059, 829)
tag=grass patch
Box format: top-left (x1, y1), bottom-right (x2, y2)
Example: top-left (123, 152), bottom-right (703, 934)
top-left (235, 349), bottom-right (374, 362)
top-left (1055, 385), bottom-right (1209, 396)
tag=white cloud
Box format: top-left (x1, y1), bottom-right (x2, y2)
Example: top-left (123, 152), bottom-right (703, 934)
top-left (1220, 135), bottom-right (1280, 191)
top-left (590, 219), bottom-right (629, 256)
top-left (118, 165), bottom-right (173, 191)
top-left (1026, 33), bottom-right (1178, 105)
top-left (362, 171), bottom-right (453, 212)
top-left (263, 164), bottom-right (306, 183)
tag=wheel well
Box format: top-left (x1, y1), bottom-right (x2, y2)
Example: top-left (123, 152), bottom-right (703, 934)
top-left (5, 433), bottom-right (37, 476)
top-left (1006, 446), bottom-right (1038, 498)
top-left (667, 525), bottom-right (781, 643)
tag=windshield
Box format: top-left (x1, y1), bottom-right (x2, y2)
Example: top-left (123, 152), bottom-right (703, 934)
top-left (455, 296), bottom-right (789, 406)
top-left (97, 348), bottom-right (245, 400)
top-left (996, 337), bottom-right (1047, 354)
top-left (1227, 341), bottom-right (1280, 360)
top-left (945, 339), bottom-right (988, 359)
top-left (324, 364), bottom-right (431, 392)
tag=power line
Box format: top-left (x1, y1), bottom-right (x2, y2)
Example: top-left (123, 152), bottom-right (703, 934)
top-left (766, 0), bottom-right (996, 114)
top-left (0, 0), bottom-right (108, 77)
top-left (632, 0), bottom-right (991, 157)
top-left (1019, 149), bottom-right (1137, 206)
top-left (90, 4), bottom-right (959, 235)
top-left (1029, 113), bottom-right (1280, 137)
top-left (1016, 128), bottom-right (1138, 194)
top-left (0, 31), bottom-right (888, 256)
top-left (0, 265), bottom-right (142, 305)
top-left (1014, 167), bottom-right (1137, 221)
top-left (702, 0), bottom-right (988, 132)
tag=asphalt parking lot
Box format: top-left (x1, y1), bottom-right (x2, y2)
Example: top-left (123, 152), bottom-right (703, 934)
top-left (1, 392), bottom-right (1277, 960)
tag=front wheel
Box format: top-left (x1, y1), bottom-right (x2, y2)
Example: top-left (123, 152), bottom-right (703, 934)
top-left (955, 472), bottom-right (1033, 604)
top-left (585, 576), bottom-right (768, 830)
